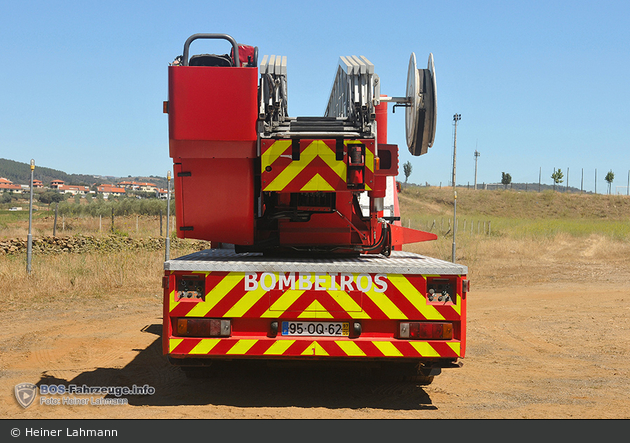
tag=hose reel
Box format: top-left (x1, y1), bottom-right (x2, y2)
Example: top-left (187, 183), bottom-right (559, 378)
top-left (405, 53), bottom-right (437, 156)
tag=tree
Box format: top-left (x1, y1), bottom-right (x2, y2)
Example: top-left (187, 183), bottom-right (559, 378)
top-left (605, 170), bottom-right (614, 195)
top-left (551, 168), bottom-right (564, 191)
top-left (403, 161), bottom-right (412, 183)
top-left (1, 193), bottom-right (14, 204)
top-left (501, 172), bottom-right (512, 189)
top-left (38, 190), bottom-right (65, 209)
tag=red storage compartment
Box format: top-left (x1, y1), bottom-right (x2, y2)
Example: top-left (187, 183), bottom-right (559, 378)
top-left (168, 65), bottom-right (258, 159)
top-left (174, 159), bottom-right (254, 245)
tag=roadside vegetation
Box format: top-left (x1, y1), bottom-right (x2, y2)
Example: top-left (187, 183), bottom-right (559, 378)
top-left (1, 187), bottom-right (629, 310)
top-left (399, 185), bottom-right (630, 285)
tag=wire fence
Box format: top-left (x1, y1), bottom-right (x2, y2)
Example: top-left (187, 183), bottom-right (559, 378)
top-left (405, 217), bottom-right (492, 237)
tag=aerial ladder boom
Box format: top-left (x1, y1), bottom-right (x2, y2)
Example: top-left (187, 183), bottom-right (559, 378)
top-left (167, 34), bottom-right (438, 255)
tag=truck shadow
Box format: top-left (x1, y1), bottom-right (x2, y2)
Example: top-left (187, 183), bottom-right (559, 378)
top-left (37, 324), bottom-right (437, 411)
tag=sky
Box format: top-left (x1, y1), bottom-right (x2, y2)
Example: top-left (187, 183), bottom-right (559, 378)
top-left (1, 0), bottom-right (629, 193)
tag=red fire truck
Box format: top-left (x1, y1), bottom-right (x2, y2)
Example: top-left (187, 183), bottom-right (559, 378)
top-left (162, 34), bottom-right (468, 383)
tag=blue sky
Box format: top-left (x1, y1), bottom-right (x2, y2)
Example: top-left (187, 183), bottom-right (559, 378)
top-left (1, 0), bottom-right (628, 193)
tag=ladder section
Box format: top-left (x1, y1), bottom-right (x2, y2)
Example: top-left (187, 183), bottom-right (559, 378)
top-left (325, 56), bottom-right (380, 135)
top-left (259, 54), bottom-right (380, 139)
top-left (259, 55), bottom-right (288, 129)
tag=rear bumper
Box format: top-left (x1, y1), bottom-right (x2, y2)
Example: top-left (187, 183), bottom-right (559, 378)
top-left (165, 336), bottom-right (463, 361)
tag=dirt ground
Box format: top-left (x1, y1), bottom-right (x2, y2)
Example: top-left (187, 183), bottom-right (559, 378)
top-left (1, 240), bottom-right (629, 420)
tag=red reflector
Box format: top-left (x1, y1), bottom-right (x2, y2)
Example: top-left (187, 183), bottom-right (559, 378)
top-left (176, 318), bottom-right (231, 337)
top-left (404, 322), bottom-right (453, 340)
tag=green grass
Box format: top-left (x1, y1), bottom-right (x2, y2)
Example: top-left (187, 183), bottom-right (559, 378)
top-left (399, 186), bottom-right (630, 241)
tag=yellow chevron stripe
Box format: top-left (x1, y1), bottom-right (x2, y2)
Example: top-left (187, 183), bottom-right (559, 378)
top-left (301, 341), bottom-right (329, 356)
top-left (224, 285), bottom-right (267, 317)
top-left (264, 141), bottom-right (319, 191)
top-left (319, 141), bottom-right (347, 180)
top-left (297, 300), bottom-right (334, 319)
top-left (261, 139), bottom-right (292, 171)
top-left (364, 287), bottom-right (408, 319)
top-left (226, 339), bottom-right (258, 355)
top-left (189, 338), bottom-right (220, 355)
top-left (328, 281), bottom-right (371, 319)
top-left (373, 341), bottom-right (404, 357)
top-left (264, 340), bottom-right (295, 355)
top-left (169, 289), bottom-right (179, 312)
top-left (447, 341), bottom-right (461, 356)
top-left (451, 293), bottom-right (461, 315)
top-left (336, 340), bottom-right (366, 357)
top-left (263, 290), bottom-right (305, 316)
top-left (300, 173), bottom-right (335, 191)
top-left (184, 272), bottom-right (244, 317)
top-left (365, 144), bottom-right (374, 173)
top-left (410, 341), bottom-right (441, 357)
top-left (169, 338), bottom-right (183, 353)
top-left (387, 275), bottom-right (445, 320)
top-left (328, 290), bottom-right (368, 315)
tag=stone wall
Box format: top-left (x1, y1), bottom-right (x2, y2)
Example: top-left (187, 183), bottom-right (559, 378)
top-left (0, 235), bottom-right (210, 255)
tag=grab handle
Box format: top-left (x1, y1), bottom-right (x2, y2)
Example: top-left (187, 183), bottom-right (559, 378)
top-left (181, 33), bottom-right (240, 67)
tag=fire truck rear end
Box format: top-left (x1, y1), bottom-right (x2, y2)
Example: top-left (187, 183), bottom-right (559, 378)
top-left (162, 34), bottom-right (469, 382)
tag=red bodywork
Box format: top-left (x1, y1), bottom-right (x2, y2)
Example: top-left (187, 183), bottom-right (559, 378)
top-left (162, 37), bottom-right (466, 378)
top-left (166, 50), bottom-right (435, 254)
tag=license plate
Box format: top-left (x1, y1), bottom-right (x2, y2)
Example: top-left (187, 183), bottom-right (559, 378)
top-left (281, 321), bottom-right (349, 337)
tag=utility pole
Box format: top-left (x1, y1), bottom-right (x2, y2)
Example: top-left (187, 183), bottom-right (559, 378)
top-left (538, 167), bottom-right (541, 192)
top-left (474, 147), bottom-right (480, 190)
top-left (27, 159), bottom-right (35, 274)
top-left (452, 113), bottom-right (461, 263)
top-left (452, 114), bottom-right (461, 188)
top-left (165, 170), bottom-right (172, 261)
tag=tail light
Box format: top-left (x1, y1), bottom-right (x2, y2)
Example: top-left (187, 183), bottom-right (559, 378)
top-left (176, 318), bottom-right (231, 337)
top-left (399, 322), bottom-right (453, 340)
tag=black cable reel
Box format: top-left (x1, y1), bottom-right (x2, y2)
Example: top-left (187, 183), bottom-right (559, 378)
top-left (405, 53), bottom-right (437, 156)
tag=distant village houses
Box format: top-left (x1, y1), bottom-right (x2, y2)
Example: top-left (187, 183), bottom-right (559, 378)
top-left (1, 177), bottom-right (168, 200)
top-left (117, 181), bottom-right (158, 192)
top-left (96, 184), bottom-right (126, 198)
top-left (0, 177), bottom-right (23, 193)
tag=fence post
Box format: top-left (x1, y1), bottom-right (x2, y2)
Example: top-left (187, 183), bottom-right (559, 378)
top-left (53, 202), bottom-right (58, 237)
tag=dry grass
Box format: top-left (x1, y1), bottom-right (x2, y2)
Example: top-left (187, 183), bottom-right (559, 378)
top-left (0, 243), bottom-right (202, 312)
top-left (400, 186), bottom-right (630, 287)
top-left (401, 186), bottom-right (630, 220)
top-left (2, 187), bottom-right (630, 311)
top-left (406, 232), bottom-right (630, 285)
top-left (0, 212), bottom-right (195, 312)
top-left (0, 213), bottom-right (172, 240)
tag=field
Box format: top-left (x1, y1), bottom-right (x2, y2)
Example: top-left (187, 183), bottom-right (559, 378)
top-left (1, 188), bottom-right (629, 419)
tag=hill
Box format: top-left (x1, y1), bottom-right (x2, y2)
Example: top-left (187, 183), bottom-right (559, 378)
top-left (399, 184), bottom-right (630, 221)
top-left (0, 158), bottom-right (167, 189)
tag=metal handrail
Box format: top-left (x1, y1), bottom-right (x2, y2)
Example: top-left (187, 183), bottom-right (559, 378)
top-left (181, 33), bottom-right (240, 67)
